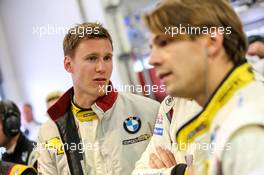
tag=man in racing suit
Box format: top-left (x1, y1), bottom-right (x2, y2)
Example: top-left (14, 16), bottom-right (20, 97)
top-left (37, 22), bottom-right (160, 175)
top-left (133, 96), bottom-right (202, 174)
top-left (133, 0), bottom-right (264, 174)
top-left (0, 161), bottom-right (37, 175)
top-left (0, 100), bottom-right (38, 169)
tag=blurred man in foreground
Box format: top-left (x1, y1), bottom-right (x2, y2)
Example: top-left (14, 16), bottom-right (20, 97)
top-left (133, 0), bottom-right (264, 175)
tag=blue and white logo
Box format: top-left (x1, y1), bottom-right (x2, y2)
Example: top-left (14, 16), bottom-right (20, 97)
top-left (154, 127), bottom-right (163, 136)
top-left (123, 116), bottom-right (141, 134)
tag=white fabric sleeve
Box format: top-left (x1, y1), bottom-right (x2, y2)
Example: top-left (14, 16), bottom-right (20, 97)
top-left (132, 105), bottom-right (174, 175)
top-left (37, 127), bottom-right (58, 175)
top-left (222, 125), bottom-right (264, 175)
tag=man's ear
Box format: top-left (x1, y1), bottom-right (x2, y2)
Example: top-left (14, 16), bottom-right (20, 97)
top-left (207, 31), bottom-right (224, 57)
top-left (64, 56), bottom-right (73, 73)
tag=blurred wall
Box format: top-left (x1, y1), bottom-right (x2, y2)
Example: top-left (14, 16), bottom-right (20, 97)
top-left (0, 0), bottom-right (122, 122)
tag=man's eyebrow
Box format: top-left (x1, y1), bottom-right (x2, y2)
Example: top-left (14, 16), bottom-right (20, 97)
top-left (84, 53), bottom-right (99, 57)
top-left (154, 34), bottom-right (184, 44)
top-left (153, 35), bottom-right (161, 44)
top-left (105, 52), bottom-right (113, 57)
top-left (153, 35), bottom-right (170, 44)
top-left (83, 53), bottom-right (113, 58)
top-left (81, 53), bottom-right (99, 60)
top-left (149, 35), bottom-right (161, 48)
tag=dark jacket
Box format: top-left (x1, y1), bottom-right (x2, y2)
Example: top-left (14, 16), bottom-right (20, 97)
top-left (0, 161), bottom-right (37, 175)
top-left (2, 133), bottom-right (37, 168)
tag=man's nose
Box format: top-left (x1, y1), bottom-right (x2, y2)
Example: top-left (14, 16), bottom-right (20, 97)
top-left (149, 48), bottom-right (162, 67)
top-left (95, 59), bottom-right (106, 73)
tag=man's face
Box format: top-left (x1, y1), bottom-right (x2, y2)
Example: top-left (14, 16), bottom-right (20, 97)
top-left (149, 34), bottom-right (208, 99)
top-left (64, 38), bottom-right (113, 98)
top-left (22, 105), bottom-right (33, 123)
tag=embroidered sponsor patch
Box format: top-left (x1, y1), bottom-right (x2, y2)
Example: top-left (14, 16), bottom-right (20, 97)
top-left (186, 122), bottom-right (206, 141)
top-left (123, 116), bottom-right (141, 134)
top-left (9, 164), bottom-right (36, 175)
top-left (155, 114), bottom-right (163, 125)
top-left (45, 137), bottom-right (64, 155)
top-left (165, 96), bottom-right (174, 106)
top-left (122, 134), bottom-right (151, 145)
top-left (153, 127), bottom-right (163, 136)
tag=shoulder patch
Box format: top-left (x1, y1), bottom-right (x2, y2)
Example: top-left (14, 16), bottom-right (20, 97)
top-left (45, 137), bottom-right (64, 155)
top-left (165, 96), bottom-right (175, 106)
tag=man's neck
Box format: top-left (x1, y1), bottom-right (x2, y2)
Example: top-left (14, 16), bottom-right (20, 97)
top-left (195, 56), bottom-right (234, 107)
top-left (5, 133), bottom-right (20, 150)
top-left (73, 90), bottom-right (101, 109)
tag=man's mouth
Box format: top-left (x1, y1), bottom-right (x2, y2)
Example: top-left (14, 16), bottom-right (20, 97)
top-left (158, 72), bottom-right (172, 81)
top-left (93, 78), bottom-right (107, 83)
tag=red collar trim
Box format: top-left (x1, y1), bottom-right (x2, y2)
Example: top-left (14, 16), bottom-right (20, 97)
top-left (48, 88), bottom-right (73, 121)
top-left (95, 84), bottom-right (118, 112)
top-left (48, 83), bottom-right (118, 121)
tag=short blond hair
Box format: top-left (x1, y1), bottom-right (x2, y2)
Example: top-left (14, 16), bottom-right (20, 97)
top-left (63, 22), bottom-right (113, 57)
top-left (46, 91), bottom-right (63, 104)
top-left (144, 0), bottom-right (247, 65)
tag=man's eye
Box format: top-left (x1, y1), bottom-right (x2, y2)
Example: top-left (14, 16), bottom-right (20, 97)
top-left (154, 35), bottom-right (174, 47)
top-left (158, 39), bottom-right (169, 47)
top-left (87, 56), bottom-right (97, 61)
top-left (104, 56), bottom-right (112, 62)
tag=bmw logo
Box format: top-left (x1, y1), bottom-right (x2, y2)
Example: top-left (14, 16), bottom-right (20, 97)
top-left (123, 116), bottom-right (141, 134)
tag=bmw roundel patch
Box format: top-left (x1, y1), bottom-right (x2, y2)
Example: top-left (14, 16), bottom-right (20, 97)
top-left (123, 116), bottom-right (141, 134)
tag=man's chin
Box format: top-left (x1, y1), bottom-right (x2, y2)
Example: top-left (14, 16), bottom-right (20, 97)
top-left (94, 87), bottom-right (108, 97)
top-left (165, 86), bottom-right (175, 95)
top-left (99, 90), bottom-right (107, 97)
top-left (167, 87), bottom-right (182, 98)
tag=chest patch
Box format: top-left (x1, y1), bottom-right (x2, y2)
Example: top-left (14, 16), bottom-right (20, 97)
top-left (123, 116), bottom-right (141, 134)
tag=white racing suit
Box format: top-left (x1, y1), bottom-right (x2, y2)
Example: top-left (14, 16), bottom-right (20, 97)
top-left (132, 96), bottom-right (202, 175)
top-left (37, 86), bottom-right (160, 175)
top-left (133, 63), bottom-right (264, 175)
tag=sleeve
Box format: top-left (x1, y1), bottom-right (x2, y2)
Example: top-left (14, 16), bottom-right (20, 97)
top-left (132, 102), bottom-right (175, 175)
top-left (37, 125), bottom-right (58, 175)
top-left (222, 125), bottom-right (264, 175)
top-left (27, 143), bottom-right (39, 169)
